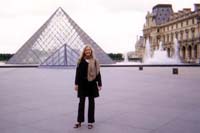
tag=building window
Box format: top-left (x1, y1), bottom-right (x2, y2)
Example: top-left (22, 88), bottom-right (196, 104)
top-left (181, 22), bottom-right (183, 27)
top-left (182, 46), bottom-right (186, 59)
top-left (175, 32), bottom-right (178, 39)
top-left (192, 28), bottom-right (195, 38)
top-left (180, 31), bottom-right (183, 40)
top-left (167, 48), bottom-right (170, 57)
top-left (167, 34), bottom-right (169, 42)
top-left (185, 30), bottom-right (189, 39)
top-left (186, 20), bottom-right (188, 25)
top-left (176, 23), bottom-right (178, 29)
top-left (171, 33), bottom-right (174, 42)
top-left (192, 18), bottom-right (195, 24)
top-left (188, 45), bottom-right (192, 59)
top-left (163, 35), bottom-right (165, 43)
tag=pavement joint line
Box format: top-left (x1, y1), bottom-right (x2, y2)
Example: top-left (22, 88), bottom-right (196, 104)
top-left (150, 116), bottom-right (180, 133)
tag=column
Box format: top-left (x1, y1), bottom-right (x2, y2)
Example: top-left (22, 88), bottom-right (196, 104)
top-left (191, 45), bottom-right (195, 61)
top-left (185, 46), bottom-right (189, 62)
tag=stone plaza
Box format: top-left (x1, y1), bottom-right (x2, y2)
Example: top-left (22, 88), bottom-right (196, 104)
top-left (0, 66), bottom-right (200, 133)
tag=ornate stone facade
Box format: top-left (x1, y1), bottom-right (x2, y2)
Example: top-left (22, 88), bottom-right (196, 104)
top-left (133, 36), bottom-right (145, 59)
top-left (142, 4), bottom-right (200, 63)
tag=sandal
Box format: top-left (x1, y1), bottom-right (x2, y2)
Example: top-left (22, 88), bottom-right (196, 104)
top-left (88, 124), bottom-right (93, 129)
top-left (74, 123), bottom-right (81, 128)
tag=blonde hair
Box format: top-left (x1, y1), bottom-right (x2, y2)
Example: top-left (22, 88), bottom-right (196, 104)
top-left (78, 45), bottom-right (95, 64)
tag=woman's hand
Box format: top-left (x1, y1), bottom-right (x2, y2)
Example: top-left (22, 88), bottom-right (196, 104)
top-left (98, 86), bottom-right (102, 91)
top-left (75, 85), bottom-right (78, 91)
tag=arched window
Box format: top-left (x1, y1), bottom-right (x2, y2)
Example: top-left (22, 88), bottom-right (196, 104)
top-left (188, 45), bottom-right (192, 59)
top-left (191, 28), bottom-right (195, 39)
top-left (167, 48), bottom-right (171, 57)
top-left (182, 46), bottom-right (186, 60)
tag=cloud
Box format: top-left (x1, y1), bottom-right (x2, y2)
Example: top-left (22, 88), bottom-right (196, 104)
top-left (0, 0), bottom-right (199, 53)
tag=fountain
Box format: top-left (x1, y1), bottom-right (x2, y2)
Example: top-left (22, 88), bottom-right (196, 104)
top-left (123, 52), bottom-right (129, 62)
top-left (115, 52), bottom-right (141, 65)
top-left (172, 38), bottom-right (181, 62)
top-left (0, 61), bottom-right (5, 65)
top-left (144, 39), bottom-right (151, 61)
top-left (144, 38), bottom-right (181, 64)
top-left (115, 38), bottom-right (181, 66)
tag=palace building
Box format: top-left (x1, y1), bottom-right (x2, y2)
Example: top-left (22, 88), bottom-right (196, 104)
top-left (136, 3), bottom-right (200, 63)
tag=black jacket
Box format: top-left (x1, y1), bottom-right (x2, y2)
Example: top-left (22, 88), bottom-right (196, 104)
top-left (75, 59), bottom-right (102, 98)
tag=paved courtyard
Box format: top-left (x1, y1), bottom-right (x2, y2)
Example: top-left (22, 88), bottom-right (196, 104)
top-left (0, 67), bottom-right (200, 133)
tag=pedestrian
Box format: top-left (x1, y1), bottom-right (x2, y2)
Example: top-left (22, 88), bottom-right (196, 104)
top-left (74, 45), bottom-right (102, 129)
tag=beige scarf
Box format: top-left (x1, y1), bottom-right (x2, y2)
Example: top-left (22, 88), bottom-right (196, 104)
top-left (87, 59), bottom-right (100, 81)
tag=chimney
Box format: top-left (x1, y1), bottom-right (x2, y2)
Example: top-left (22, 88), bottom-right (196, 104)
top-left (194, 4), bottom-right (200, 11)
top-left (183, 8), bottom-right (191, 14)
top-left (178, 10), bottom-right (184, 17)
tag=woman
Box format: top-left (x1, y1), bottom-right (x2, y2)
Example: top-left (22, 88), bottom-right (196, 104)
top-left (74, 45), bottom-right (102, 129)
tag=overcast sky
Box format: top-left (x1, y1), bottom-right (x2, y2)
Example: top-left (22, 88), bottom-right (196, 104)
top-left (0, 0), bottom-right (199, 53)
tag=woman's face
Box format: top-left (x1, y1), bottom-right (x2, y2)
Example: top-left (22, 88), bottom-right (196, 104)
top-left (84, 47), bottom-right (92, 57)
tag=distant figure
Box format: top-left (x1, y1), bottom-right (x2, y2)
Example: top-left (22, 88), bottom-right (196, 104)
top-left (74, 45), bottom-right (102, 129)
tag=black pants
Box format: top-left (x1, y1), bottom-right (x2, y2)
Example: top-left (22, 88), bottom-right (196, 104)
top-left (77, 97), bottom-right (95, 123)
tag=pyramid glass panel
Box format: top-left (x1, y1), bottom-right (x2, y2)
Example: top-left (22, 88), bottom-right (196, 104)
top-left (7, 7), bottom-right (114, 65)
top-left (40, 44), bottom-right (80, 66)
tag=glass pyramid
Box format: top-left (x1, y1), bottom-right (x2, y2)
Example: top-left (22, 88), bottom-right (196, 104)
top-left (7, 7), bottom-right (114, 65)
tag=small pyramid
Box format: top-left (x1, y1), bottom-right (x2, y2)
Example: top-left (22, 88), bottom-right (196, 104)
top-left (40, 44), bottom-right (80, 66)
top-left (7, 7), bottom-right (114, 65)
